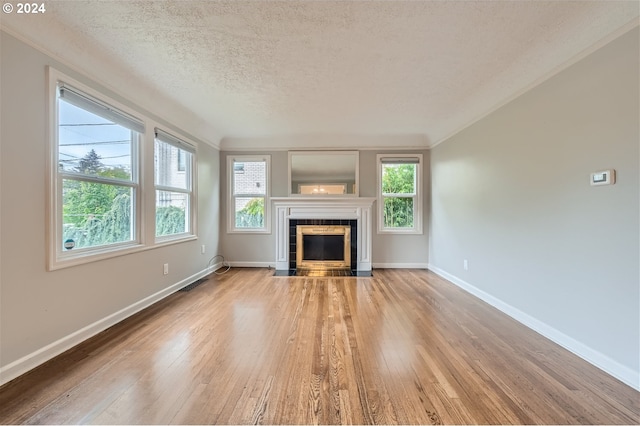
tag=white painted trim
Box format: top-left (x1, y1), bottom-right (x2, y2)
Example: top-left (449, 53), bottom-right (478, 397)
top-left (226, 261), bottom-right (272, 268)
top-left (273, 197), bottom-right (376, 272)
top-left (427, 264), bottom-right (640, 391)
top-left (373, 263), bottom-right (429, 269)
top-left (46, 67), bottom-right (204, 271)
top-left (359, 207), bottom-right (372, 266)
top-left (376, 153), bottom-right (423, 234)
top-left (220, 135), bottom-right (429, 152)
top-left (227, 155), bottom-right (272, 234)
top-left (221, 143), bottom-right (431, 151)
top-left (0, 264), bottom-right (219, 387)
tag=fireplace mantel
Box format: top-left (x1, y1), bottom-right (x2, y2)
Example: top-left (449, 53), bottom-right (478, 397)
top-left (272, 197), bottom-right (376, 272)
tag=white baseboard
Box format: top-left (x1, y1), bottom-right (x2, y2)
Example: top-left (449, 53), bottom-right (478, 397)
top-left (227, 261), bottom-right (272, 268)
top-left (427, 264), bottom-right (640, 391)
top-left (373, 262), bottom-right (429, 269)
top-left (228, 261), bottom-right (428, 270)
top-left (0, 264), bottom-right (218, 387)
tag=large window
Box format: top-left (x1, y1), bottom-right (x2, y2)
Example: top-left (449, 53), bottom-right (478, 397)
top-left (377, 154), bottom-right (423, 234)
top-left (52, 79), bottom-right (143, 266)
top-left (154, 129), bottom-right (195, 239)
top-left (228, 155), bottom-right (270, 233)
top-left (48, 68), bottom-right (202, 270)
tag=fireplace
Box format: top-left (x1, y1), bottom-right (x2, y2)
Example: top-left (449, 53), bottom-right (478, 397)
top-left (273, 197), bottom-right (375, 275)
top-left (296, 225), bottom-right (351, 270)
top-left (288, 219), bottom-right (358, 274)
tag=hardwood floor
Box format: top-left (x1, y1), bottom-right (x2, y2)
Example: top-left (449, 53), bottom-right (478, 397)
top-left (0, 268), bottom-right (638, 424)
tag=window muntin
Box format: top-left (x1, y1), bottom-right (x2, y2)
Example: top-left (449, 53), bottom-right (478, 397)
top-left (229, 156), bottom-right (270, 233)
top-left (154, 129), bottom-right (195, 238)
top-left (378, 154), bottom-right (422, 234)
top-left (56, 83), bottom-right (141, 255)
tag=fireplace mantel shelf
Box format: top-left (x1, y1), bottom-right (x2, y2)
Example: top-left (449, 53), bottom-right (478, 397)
top-left (272, 197), bottom-right (375, 272)
top-left (271, 196), bottom-right (376, 203)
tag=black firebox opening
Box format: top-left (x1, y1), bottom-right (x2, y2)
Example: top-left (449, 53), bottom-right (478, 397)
top-left (289, 219), bottom-right (357, 273)
top-left (302, 235), bottom-right (344, 261)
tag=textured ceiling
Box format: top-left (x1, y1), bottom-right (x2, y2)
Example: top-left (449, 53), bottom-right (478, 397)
top-left (2, 1), bottom-right (638, 149)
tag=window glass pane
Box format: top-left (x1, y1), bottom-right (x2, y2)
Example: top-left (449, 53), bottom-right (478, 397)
top-left (178, 150), bottom-right (186, 171)
top-left (58, 99), bottom-right (133, 180)
top-left (382, 163), bottom-right (415, 194)
top-left (235, 197), bottom-right (265, 228)
top-left (156, 190), bottom-right (188, 236)
top-left (383, 197), bottom-right (414, 228)
top-left (155, 140), bottom-right (190, 190)
top-left (62, 179), bottom-right (133, 249)
top-left (233, 161), bottom-right (266, 195)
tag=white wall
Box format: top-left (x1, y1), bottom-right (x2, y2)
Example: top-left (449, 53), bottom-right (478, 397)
top-left (0, 32), bottom-right (221, 385)
top-left (220, 147), bottom-right (430, 268)
top-left (429, 27), bottom-right (639, 388)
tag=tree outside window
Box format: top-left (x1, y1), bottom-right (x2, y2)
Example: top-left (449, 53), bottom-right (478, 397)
top-left (382, 163), bottom-right (416, 228)
top-left (57, 88), bottom-right (140, 253)
top-left (62, 149), bottom-right (133, 249)
top-left (378, 155), bottom-right (422, 233)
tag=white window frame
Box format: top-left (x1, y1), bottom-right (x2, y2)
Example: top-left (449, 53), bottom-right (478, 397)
top-left (47, 68), bottom-right (144, 270)
top-left (377, 153), bottom-right (423, 234)
top-left (154, 128), bottom-right (197, 242)
top-left (227, 155), bottom-right (271, 234)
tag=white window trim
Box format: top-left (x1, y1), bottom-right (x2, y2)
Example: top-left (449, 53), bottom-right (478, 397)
top-left (47, 68), bottom-right (146, 270)
top-left (376, 153), bottom-right (423, 234)
top-left (227, 155), bottom-right (271, 234)
top-left (46, 67), bottom-right (202, 271)
top-left (154, 128), bottom-right (198, 243)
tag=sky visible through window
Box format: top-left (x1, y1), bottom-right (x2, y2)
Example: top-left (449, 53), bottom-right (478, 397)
top-left (58, 100), bottom-right (132, 173)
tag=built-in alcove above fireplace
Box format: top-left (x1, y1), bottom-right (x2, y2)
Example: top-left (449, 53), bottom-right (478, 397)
top-left (272, 197), bottom-right (376, 275)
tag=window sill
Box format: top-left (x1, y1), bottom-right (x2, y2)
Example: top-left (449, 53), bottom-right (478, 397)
top-left (227, 228), bottom-right (271, 235)
top-left (49, 235), bottom-right (198, 271)
top-left (155, 234), bottom-right (197, 246)
top-left (50, 242), bottom-right (146, 271)
top-left (377, 228), bottom-right (424, 235)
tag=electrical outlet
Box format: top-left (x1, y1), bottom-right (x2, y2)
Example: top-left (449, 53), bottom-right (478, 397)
top-left (163, 263), bottom-right (169, 275)
top-left (463, 259), bottom-right (468, 270)
top-left (201, 245), bottom-right (206, 254)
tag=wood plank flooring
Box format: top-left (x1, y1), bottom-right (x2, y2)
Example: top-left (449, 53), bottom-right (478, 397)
top-left (0, 268), bottom-right (638, 424)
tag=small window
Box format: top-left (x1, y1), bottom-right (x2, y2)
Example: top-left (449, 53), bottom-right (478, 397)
top-left (377, 154), bottom-right (423, 234)
top-left (50, 75), bottom-right (143, 269)
top-left (154, 129), bottom-right (196, 239)
top-left (228, 155), bottom-right (270, 233)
